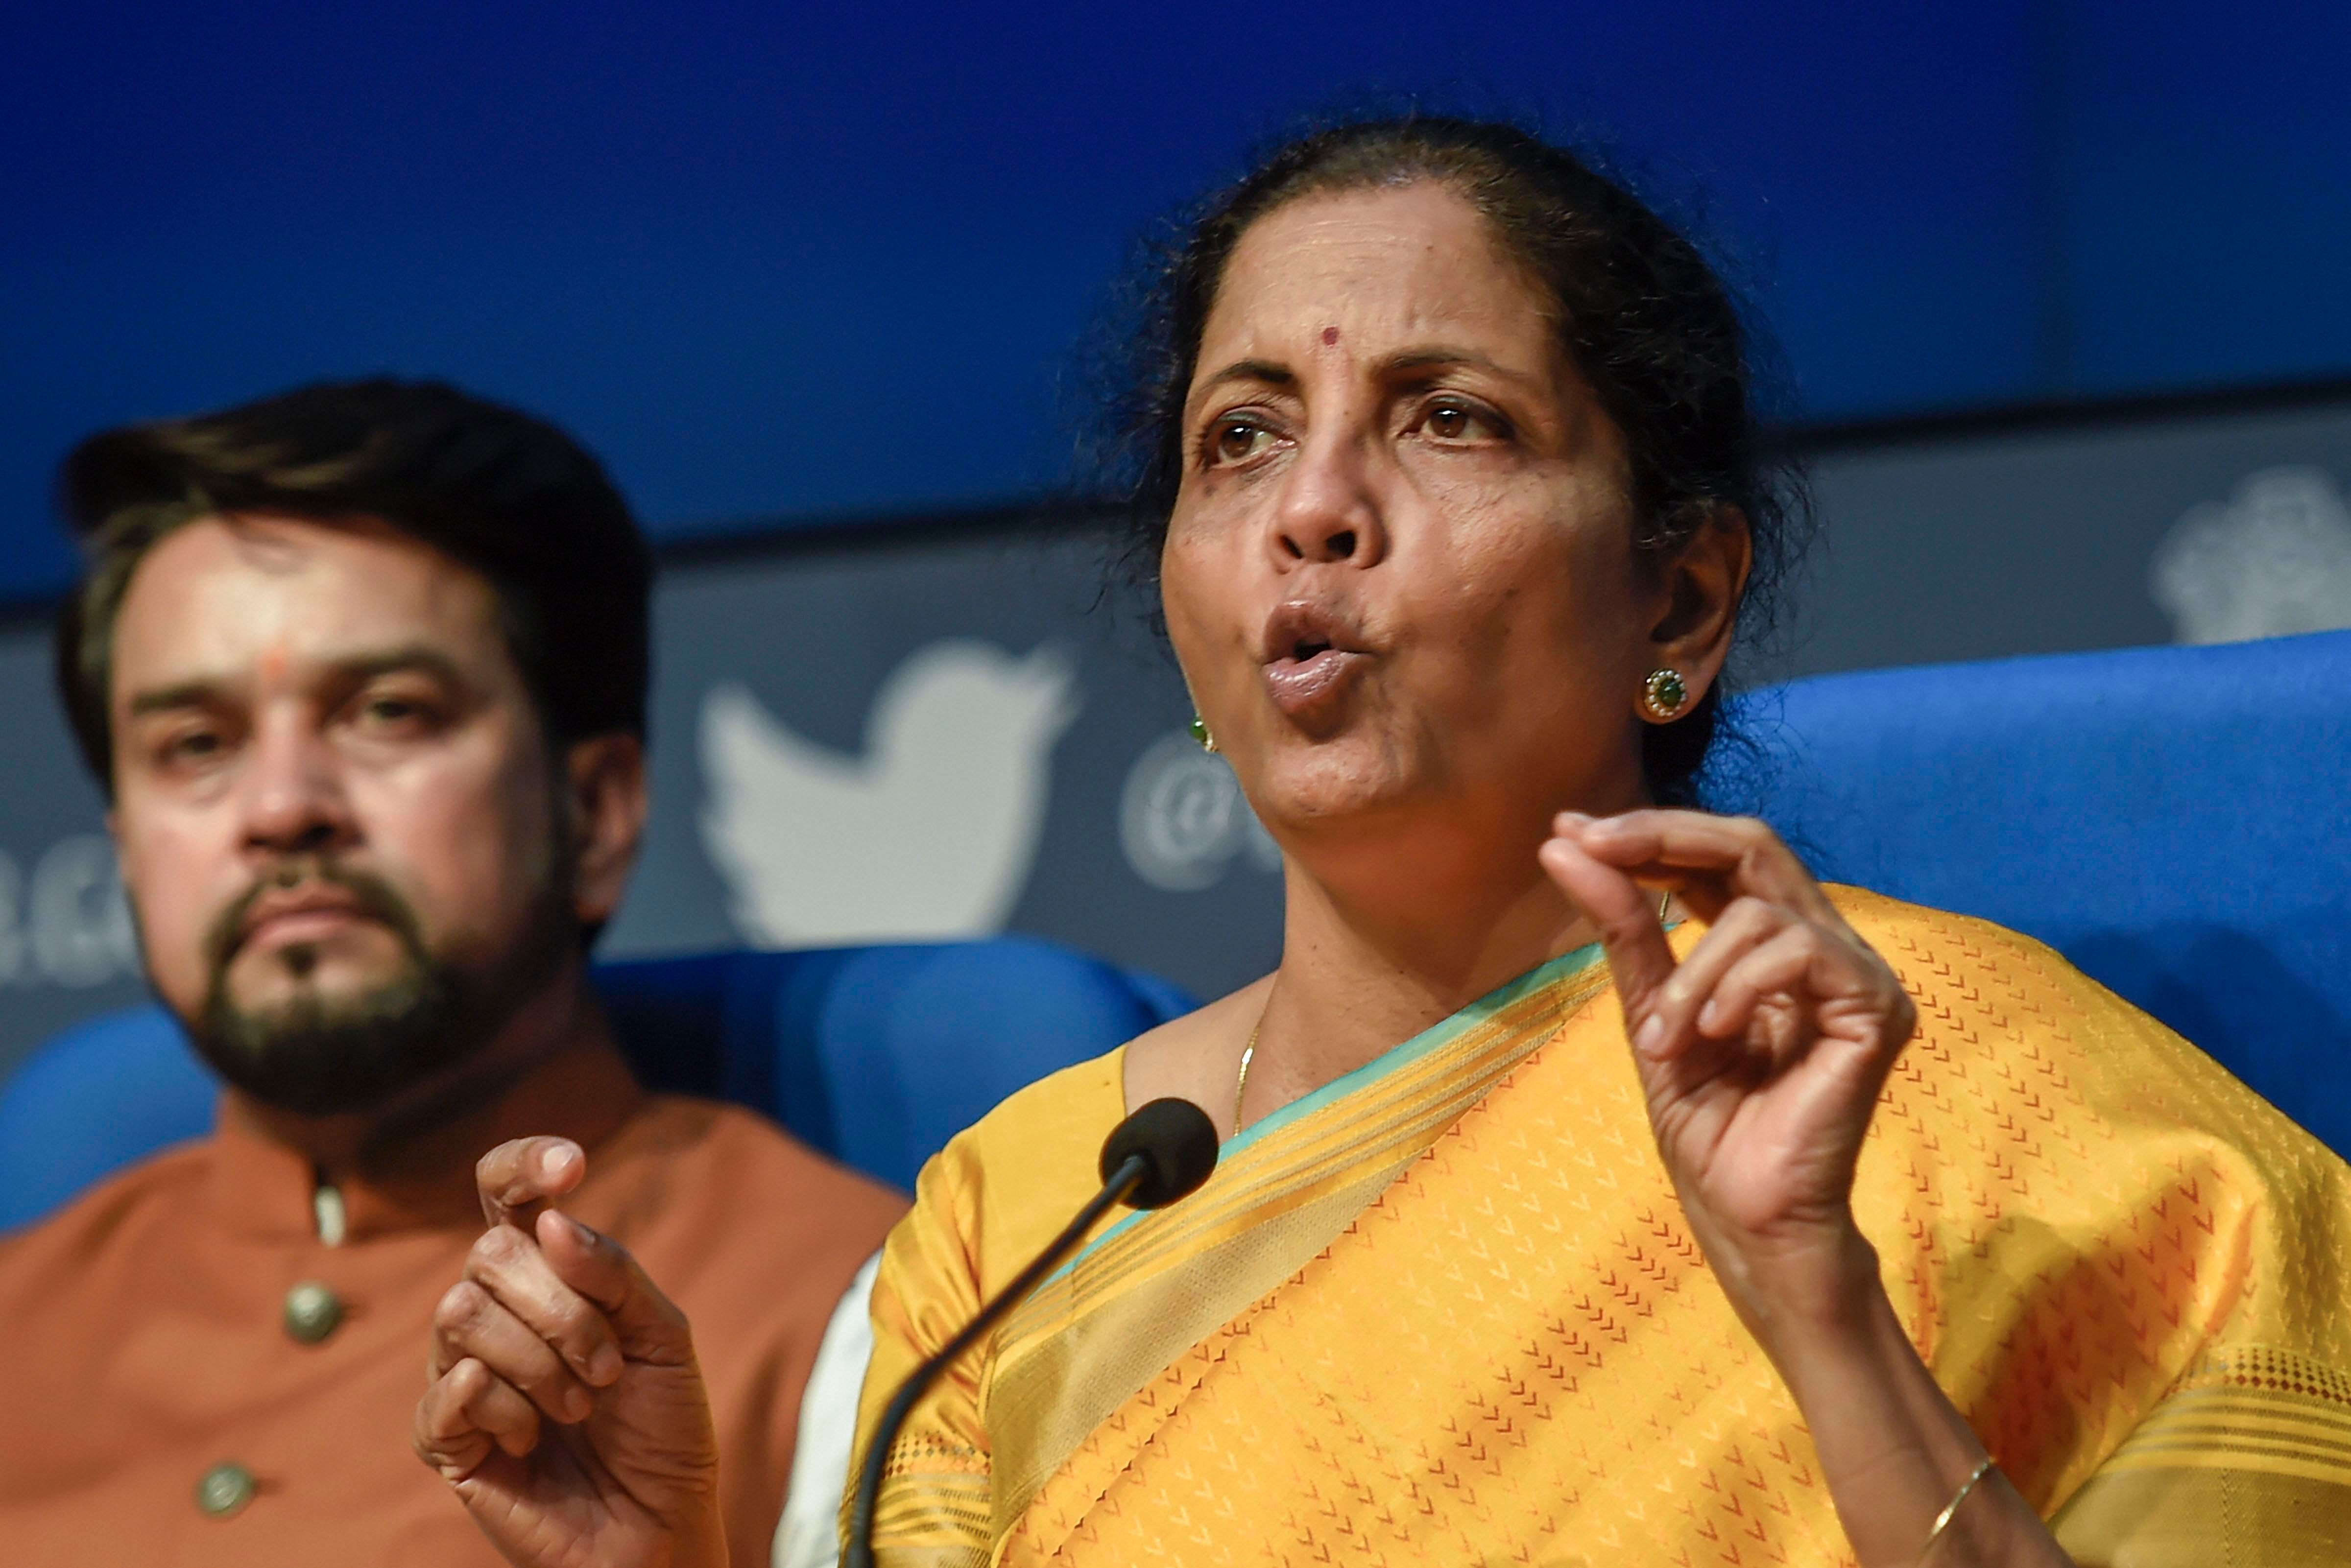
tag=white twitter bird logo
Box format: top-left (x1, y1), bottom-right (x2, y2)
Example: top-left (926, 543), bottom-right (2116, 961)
top-left (699, 640), bottom-right (1080, 946)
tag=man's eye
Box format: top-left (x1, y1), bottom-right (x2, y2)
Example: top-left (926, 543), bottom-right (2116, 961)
top-left (354, 694), bottom-right (439, 733)
top-left (164, 731), bottom-right (223, 762)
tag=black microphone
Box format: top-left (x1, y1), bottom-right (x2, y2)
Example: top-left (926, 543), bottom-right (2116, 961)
top-left (843, 1097), bottom-right (1219, 1568)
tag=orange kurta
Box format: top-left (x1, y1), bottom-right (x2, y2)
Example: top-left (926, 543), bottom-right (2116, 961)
top-left (0, 1043), bottom-right (906, 1567)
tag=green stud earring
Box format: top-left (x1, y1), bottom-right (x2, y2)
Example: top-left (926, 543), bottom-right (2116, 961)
top-left (1188, 714), bottom-right (1217, 753)
top-left (1642, 668), bottom-right (1689, 721)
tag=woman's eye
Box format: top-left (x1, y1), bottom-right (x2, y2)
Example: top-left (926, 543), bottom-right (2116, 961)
top-left (1423, 401), bottom-right (1505, 442)
top-left (1210, 418), bottom-right (1274, 466)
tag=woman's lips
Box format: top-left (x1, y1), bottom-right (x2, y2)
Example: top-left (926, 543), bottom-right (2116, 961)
top-left (1258, 600), bottom-right (1373, 720)
top-left (1262, 646), bottom-right (1367, 717)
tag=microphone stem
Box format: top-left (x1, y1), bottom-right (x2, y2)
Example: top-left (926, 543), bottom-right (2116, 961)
top-left (843, 1152), bottom-right (1149, 1568)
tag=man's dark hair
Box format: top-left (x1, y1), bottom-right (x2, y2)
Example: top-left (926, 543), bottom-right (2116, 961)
top-left (1092, 114), bottom-right (1810, 807)
top-left (54, 377), bottom-right (652, 792)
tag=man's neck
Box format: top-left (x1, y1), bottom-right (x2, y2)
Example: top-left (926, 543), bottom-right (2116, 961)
top-left (220, 967), bottom-right (641, 1188)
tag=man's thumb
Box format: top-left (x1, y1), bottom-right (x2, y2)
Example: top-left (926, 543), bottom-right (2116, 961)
top-left (536, 1210), bottom-right (695, 1366)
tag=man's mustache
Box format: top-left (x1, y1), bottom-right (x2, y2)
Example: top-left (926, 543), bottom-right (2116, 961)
top-left (203, 859), bottom-right (428, 974)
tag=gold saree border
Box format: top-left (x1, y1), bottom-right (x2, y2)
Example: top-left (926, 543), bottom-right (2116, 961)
top-left (2100, 1346), bottom-right (2351, 1483)
top-left (872, 1547), bottom-right (990, 1568)
top-left (2051, 1344), bottom-right (2351, 1565)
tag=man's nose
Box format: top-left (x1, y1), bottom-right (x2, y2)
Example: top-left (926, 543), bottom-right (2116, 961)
top-left (235, 717), bottom-right (357, 856)
top-left (1270, 430), bottom-right (1389, 569)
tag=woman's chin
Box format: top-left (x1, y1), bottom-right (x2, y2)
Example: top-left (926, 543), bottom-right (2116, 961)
top-left (1248, 749), bottom-right (1429, 837)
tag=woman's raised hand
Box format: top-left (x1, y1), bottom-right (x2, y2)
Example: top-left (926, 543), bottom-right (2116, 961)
top-left (413, 1137), bottom-right (726, 1568)
top-left (1541, 810), bottom-right (2083, 1567)
top-left (1539, 809), bottom-right (1917, 1344)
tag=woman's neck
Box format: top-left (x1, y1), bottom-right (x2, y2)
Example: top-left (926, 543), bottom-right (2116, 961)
top-left (1253, 828), bottom-right (1600, 1101)
top-left (1123, 787), bottom-right (1648, 1135)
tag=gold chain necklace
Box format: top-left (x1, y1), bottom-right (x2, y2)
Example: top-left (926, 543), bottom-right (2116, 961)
top-left (1232, 890), bottom-right (1673, 1135)
top-left (1232, 1015), bottom-right (1263, 1135)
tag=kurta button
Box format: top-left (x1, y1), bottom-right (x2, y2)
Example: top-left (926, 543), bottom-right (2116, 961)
top-left (282, 1280), bottom-right (342, 1344)
top-left (195, 1461), bottom-right (256, 1518)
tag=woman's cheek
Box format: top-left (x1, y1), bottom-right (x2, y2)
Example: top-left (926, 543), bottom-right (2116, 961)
top-left (1158, 531), bottom-right (1245, 678)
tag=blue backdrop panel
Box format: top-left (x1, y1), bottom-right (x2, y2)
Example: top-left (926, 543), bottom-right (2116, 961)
top-left (9, 3), bottom-right (2351, 603)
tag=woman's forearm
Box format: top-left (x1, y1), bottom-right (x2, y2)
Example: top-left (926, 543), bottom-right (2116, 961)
top-left (1751, 1232), bottom-right (2071, 1567)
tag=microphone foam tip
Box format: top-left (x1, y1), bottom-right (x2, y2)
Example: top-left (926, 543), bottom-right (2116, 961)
top-left (1099, 1097), bottom-right (1219, 1209)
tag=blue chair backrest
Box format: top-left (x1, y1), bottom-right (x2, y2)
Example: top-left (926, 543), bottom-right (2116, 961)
top-left (0, 1009), bottom-right (220, 1234)
top-left (594, 942), bottom-right (1195, 1189)
top-left (1742, 627), bottom-right (2351, 1152)
top-left (0, 936), bottom-right (1195, 1231)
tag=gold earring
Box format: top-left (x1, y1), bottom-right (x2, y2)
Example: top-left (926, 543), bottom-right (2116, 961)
top-left (1642, 668), bottom-right (1689, 721)
top-left (1189, 714), bottom-right (1218, 753)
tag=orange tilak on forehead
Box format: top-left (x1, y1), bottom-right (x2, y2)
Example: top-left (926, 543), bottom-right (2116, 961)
top-left (259, 643), bottom-right (289, 683)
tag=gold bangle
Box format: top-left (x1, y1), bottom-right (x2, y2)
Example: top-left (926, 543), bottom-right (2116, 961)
top-left (1918, 1456), bottom-right (1996, 1561)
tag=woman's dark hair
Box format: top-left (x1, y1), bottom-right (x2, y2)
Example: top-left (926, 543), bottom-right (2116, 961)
top-left (55, 377), bottom-right (652, 794)
top-left (1096, 115), bottom-right (1806, 806)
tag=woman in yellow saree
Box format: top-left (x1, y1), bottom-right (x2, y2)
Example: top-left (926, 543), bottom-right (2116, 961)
top-left (844, 119), bottom-right (2351, 1567)
top-left (868, 889), bottom-right (2351, 1567)
top-left (412, 116), bottom-right (2351, 1568)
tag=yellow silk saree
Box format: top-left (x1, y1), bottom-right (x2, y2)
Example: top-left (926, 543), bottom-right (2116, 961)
top-left (853, 891), bottom-right (2351, 1565)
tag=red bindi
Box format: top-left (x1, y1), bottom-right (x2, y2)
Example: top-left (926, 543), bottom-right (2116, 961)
top-left (1321, 326), bottom-right (1340, 346)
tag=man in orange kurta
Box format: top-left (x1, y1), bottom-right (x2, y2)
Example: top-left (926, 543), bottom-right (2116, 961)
top-left (0, 380), bottom-right (905, 1566)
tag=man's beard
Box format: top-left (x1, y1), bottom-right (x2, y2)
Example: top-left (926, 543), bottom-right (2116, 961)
top-left (186, 855), bottom-right (575, 1118)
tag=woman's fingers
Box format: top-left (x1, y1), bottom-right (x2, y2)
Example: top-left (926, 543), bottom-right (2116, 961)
top-left (1696, 921), bottom-right (1885, 1042)
top-left (1546, 809), bottom-right (1910, 1136)
top-left (1570, 811), bottom-right (1843, 929)
top-left (432, 1277), bottom-right (599, 1425)
top-left (1540, 819), bottom-right (1678, 1017)
top-left (1641, 897), bottom-right (1790, 1062)
top-left (1693, 924), bottom-right (1833, 1046)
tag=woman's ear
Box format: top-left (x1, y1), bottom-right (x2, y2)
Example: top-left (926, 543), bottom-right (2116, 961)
top-left (1645, 506), bottom-right (1753, 707)
top-left (563, 734), bottom-right (648, 928)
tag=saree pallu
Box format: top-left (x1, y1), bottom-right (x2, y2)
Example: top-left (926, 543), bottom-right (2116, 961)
top-left (854, 890), bottom-right (2351, 1565)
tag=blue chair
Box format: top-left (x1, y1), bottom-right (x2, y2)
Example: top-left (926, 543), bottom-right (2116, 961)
top-left (1741, 627), bottom-right (2351, 1153)
top-left (0, 937), bottom-right (1196, 1232)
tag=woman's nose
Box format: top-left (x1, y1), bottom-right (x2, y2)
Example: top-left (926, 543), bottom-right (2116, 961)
top-left (1271, 434), bottom-right (1387, 569)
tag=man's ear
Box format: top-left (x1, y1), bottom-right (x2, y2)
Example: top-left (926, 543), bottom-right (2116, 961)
top-left (1644, 506), bottom-right (1753, 708)
top-left (562, 734), bottom-right (648, 929)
